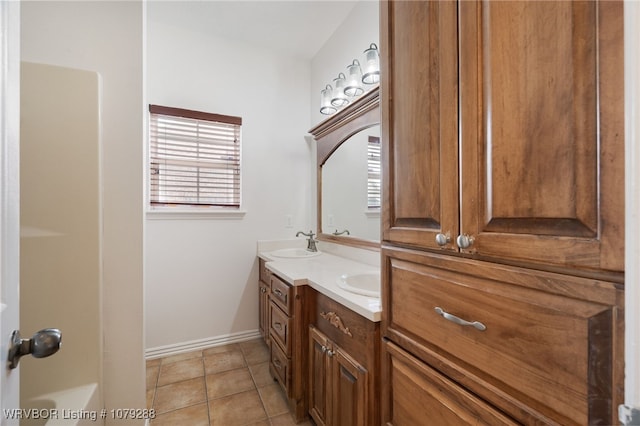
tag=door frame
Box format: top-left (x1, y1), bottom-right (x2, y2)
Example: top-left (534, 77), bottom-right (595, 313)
top-left (0, 0), bottom-right (22, 418)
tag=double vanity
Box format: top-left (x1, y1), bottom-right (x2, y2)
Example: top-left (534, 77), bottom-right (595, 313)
top-left (257, 240), bottom-right (381, 425)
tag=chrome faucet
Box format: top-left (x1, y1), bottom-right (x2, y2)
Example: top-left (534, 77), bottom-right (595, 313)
top-left (296, 230), bottom-right (318, 252)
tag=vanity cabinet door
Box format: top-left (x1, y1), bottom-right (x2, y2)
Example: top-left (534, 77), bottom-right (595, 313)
top-left (380, 0), bottom-right (459, 252)
top-left (258, 258), bottom-right (271, 344)
top-left (309, 326), bottom-right (331, 426)
top-left (258, 281), bottom-right (270, 345)
top-left (308, 325), bottom-right (369, 426)
top-left (332, 346), bottom-right (368, 426)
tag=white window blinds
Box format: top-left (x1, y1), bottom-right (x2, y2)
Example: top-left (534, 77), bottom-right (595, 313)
top-left (149, 105), bottom-right (242, 207)
top-left (367, 136), bottom-right (381, 209)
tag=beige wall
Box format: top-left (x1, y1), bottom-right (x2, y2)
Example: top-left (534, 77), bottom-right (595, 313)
top-left (20, 62), bottom-right (101, 401)
top-left (21, 2), bottom-right (145, 420)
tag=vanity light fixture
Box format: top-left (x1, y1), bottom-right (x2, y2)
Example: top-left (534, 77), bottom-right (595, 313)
top-left (320, 84), bottom-right (338, 115)
top-left (319, 43), bottom-right (380, 115)
top-left (362, 43), bottom-right (380, 84)
top-left (331, 73), bottom-right (350, 107)
top-left (344, 60), bottom-right (365, 97)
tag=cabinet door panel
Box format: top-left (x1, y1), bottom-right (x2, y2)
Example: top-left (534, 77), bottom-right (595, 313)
top-left (381, 0), bottom-right (459, 250)
top-left (332, 347), bottom-right (367, 426)
top-left (309, 326), bottom-right (331, 426)
top-left (459, 0), bottom-right (624, 271)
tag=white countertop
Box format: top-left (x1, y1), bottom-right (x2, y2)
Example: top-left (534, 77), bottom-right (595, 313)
top-left (258, 242), bottom-right (381, 322)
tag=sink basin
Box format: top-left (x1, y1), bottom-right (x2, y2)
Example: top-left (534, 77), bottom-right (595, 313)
top-left (269, 248), bottom-right (322, 259)
top-left (337, 272), bottom-right (381, 298)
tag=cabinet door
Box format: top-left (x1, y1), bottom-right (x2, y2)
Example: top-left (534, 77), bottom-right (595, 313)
top-left (459, 1), bottom-right (624, 271)
top-left (309, 326), bottom-right (331, 426)
top-left (258, 281), bottom-right (270, 344)
top-left (381, 0), bottom-right (459, 251)
top-left (332, 346), bottom-right (368, 426)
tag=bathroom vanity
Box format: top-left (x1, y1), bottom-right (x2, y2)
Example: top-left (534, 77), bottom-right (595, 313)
top-left (257, 243), bottom-right (381, 424)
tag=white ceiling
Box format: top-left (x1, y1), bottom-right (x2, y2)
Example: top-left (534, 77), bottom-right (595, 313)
top-left (148, 0), bottom-right (360, 59)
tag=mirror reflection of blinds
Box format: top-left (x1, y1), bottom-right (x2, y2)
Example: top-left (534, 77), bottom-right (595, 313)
top-left (149, 105), bottom-right (242, 207)
top-left (368, 136), bottom-right (381, 209)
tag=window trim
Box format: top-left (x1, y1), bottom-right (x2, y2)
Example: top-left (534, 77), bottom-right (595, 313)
top-left (147, 104), bottom-right (243, 213)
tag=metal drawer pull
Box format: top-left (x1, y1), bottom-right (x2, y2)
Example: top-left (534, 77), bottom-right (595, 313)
top-left (434, 307), bottom-right (486, 331)
top-left (273, 358), bottom-right (282, 369)
top-left (274, 322), bottom-right (283, 331)
top-left (273, 288), bottom-right (284, 298)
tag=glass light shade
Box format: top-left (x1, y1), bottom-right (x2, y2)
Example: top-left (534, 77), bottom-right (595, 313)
top-left (331, 73), bottom-right (349, 107)
top-left (320, 84), bottom-right (337, 115)
top-left (344, 60), bottom-right (364, 97)
top-left (362, 43), bottom-right (380, 84)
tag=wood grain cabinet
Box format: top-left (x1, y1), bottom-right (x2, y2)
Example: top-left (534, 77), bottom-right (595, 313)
top-left (258, 258), bottom-right (271, 345)
top-left (380, 1), bottom-right (625, 425)
top-left (381, 0), bottom-right (624, 273)
top-left (308, 290), bottom-right (380, 426)
top-left (309, 325), bottom-right (368, 426)
top-left (267, 273), bottom-right (309, 422)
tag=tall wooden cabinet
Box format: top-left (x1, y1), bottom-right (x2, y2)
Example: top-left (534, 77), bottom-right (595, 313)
top-left (382, 0), bottom-right (624, 273)
top-left (381, 1), bottom-right (624, 425)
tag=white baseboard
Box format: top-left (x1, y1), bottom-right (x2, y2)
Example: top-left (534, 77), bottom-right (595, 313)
top-left (145, 329), bottom-right (261, 360)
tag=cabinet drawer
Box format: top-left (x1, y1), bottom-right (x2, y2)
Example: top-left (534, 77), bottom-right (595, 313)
top-left (314, 292), bottom-right (375, 366)
top-left (270, 274), bottom-right (292, 314)
top-left (269, 302), bottom-right (292, 356)
top-left (384, 250), bottom-right (620, 425)
top-left (383, 340), bottom-right (517, 426)
top-left (259, 258), bottom-right (271, 284)
top-left (270, 339), bottom-right (290, 396)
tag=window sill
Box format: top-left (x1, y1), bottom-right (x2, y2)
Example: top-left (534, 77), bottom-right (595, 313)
top-left (146, 208), bottom-right (247, 220)
top-left (364, 209), bottom-right (381, 218)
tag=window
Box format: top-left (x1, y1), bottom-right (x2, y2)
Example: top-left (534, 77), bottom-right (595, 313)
top-left (367, 135), bottom-right (381, 209)
top-left (149, 105), bottom-right (241, 208)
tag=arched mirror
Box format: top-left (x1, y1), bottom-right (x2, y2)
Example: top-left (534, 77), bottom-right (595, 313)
top-left (309, 86), bottom-right (380, 250)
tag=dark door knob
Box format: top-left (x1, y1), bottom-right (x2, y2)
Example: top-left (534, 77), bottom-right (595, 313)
top-left (8, 328), bottom-right (62, 369)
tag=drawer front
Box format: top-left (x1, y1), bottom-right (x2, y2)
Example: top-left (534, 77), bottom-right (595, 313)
top-left (384, 250), bottom-right (619, 425)
top-left (270, 340), bottom-right (290, 396)
top-left (269, 301), bottom-right (292, 356)
top-left (314, 292), bottom-right (375, 367)
top-left (270, 274), bottom-right (292, 314)
top-left (259, 258), bottom-right (271, 284)
top-left (383, 340), bottom-right (518, 426)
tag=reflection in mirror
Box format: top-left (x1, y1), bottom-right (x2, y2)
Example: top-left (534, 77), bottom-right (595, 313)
top-left (322, 125), bottom-right (381, 242)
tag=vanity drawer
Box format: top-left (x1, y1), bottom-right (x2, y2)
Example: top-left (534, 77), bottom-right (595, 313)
top-left (270, 274), bottom-right (292, 314)
top-left (270, 339), bottom-right (291, 396)
top-left (384, 249), bottom-right (620, 425)
top-left (269, 301), bottom-right (292, 356)
top-left (383, 339), bottom-right (518, 426)
top-left (314, 291), bottom-right (375, 366)
top-left (259, 258), bottom-right (271, 284)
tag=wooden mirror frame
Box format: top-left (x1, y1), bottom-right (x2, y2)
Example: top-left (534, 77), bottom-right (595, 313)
top-left (309, 86), bottom-right (380, 250)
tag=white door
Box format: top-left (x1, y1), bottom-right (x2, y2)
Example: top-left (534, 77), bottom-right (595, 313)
top-left (0, 0), bottom-right (22, 422)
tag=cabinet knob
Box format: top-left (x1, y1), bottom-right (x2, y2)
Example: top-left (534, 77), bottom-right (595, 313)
top-left (456, 234), bottom-right (475, 249)
top-left (435, 232), bottom-right (451, 246)
top-left (321, 345), bottom-right (327, 354)
top-left (326, 349), bottom-right (334, 358)
top-left (260, 287), bottom-right (266, 294)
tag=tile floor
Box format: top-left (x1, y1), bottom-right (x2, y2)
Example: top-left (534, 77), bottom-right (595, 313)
top-left (146, 338), bottom-right (313, 426)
